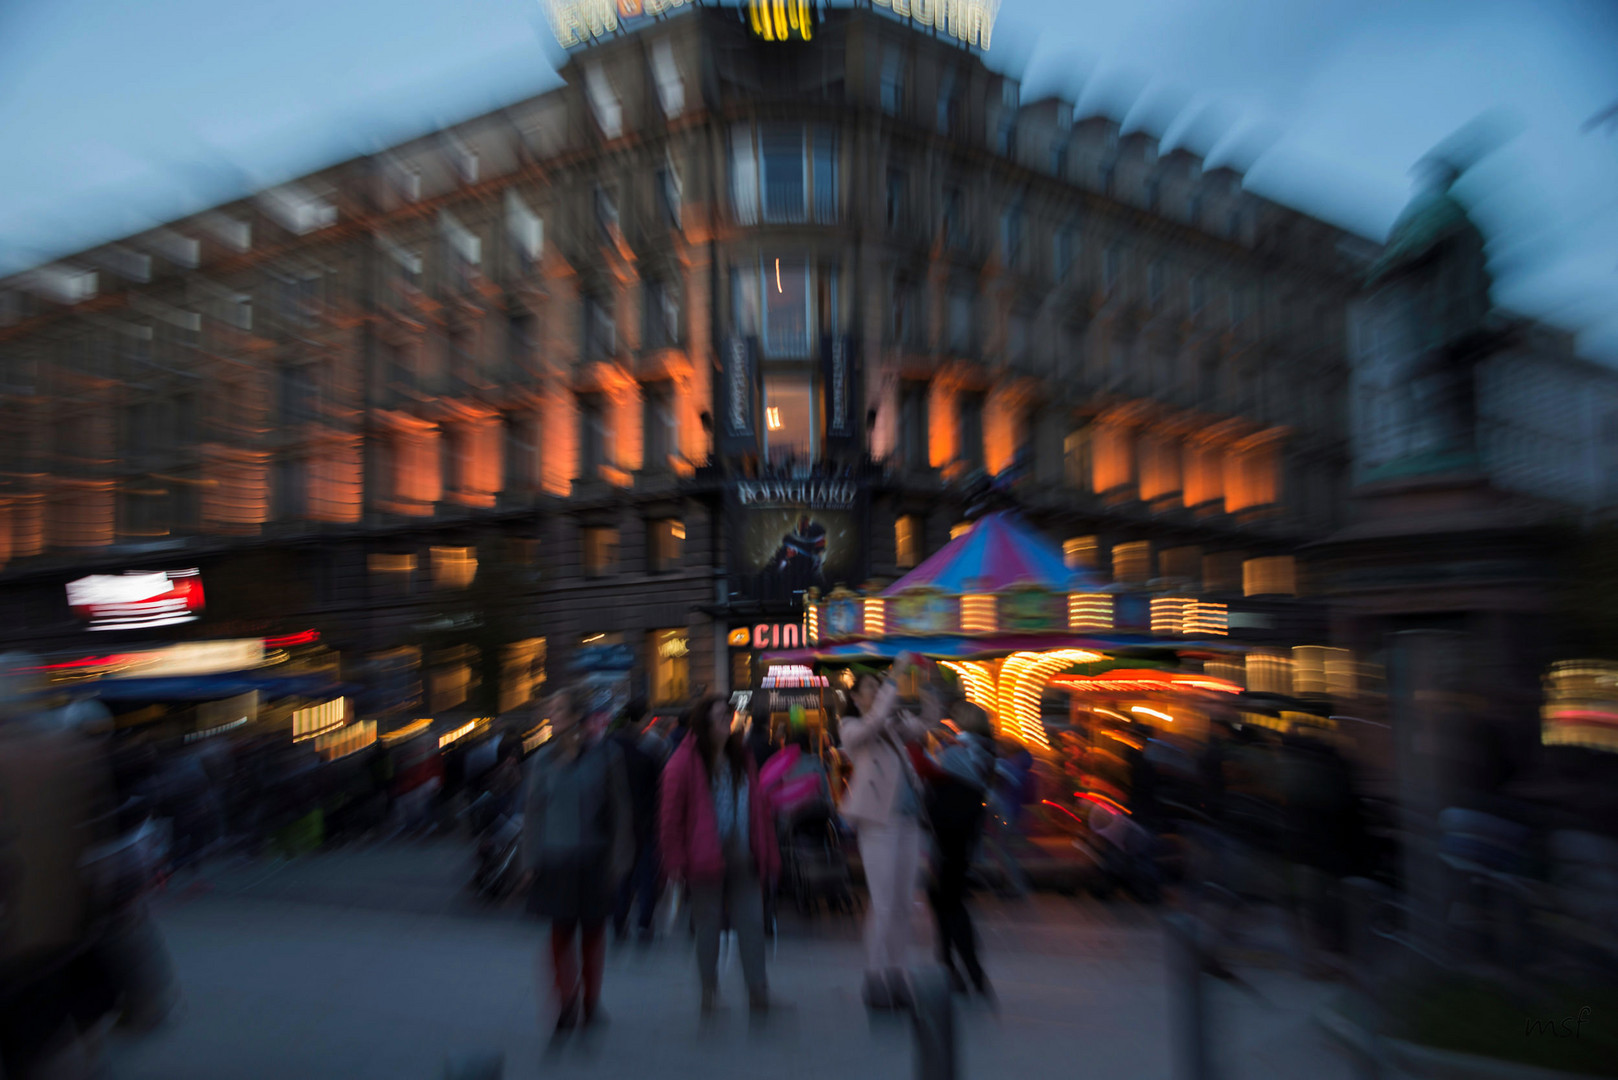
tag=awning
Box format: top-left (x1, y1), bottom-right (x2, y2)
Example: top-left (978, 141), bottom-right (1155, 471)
top-left (95, 672), bottom-right (355, 703)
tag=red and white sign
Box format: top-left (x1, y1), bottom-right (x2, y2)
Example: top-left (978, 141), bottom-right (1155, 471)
top-left (66, 568), bottom-right (204, 631)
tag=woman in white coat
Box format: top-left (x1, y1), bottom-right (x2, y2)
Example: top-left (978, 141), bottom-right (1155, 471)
top-left (839, 655), bottom-right (930, 1010)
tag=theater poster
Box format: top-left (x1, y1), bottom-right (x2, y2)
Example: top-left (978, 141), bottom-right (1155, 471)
top-left (729, 479), bottom-right (866, 606)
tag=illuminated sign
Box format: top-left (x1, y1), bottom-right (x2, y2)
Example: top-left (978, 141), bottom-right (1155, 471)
top-left (105, 640), bottom-right (267, 680)
top-left (870, 0), bottom-right (999, 49)
top-left (729, 623), bottom-right (805, 650)
top-left (66, 568), bottom-right (204, 631)
top-left (761, 664), bottom-right (827, 688)
top-left (748, 0), bottom-right (815, 41)
top-left (657, 633), bottom-right (690, 659)
top-left (544, 0), bottom-right (692, 48)
top-left (735, 479), bottom-right (858, 509)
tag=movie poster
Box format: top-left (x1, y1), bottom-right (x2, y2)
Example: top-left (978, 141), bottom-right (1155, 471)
top-left (730, 479), bottom-right (866, 605)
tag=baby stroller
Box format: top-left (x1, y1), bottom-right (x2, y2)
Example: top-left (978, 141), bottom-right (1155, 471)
top-left (779, 799), bottom-right (859, 916)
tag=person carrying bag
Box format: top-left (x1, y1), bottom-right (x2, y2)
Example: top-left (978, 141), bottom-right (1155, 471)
top-left (840, 655), bottom-right (930, 1011)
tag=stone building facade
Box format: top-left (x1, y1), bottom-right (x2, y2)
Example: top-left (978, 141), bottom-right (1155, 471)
top-left (0, 7), bottom-right (1370, 725)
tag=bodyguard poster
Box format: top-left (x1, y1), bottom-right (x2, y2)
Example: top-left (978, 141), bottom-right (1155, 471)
top-left (729, 479), bottom-right (865, 605)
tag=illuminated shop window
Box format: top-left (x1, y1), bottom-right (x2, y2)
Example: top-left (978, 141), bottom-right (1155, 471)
top-left (582, 526), bottom-right (618, 578)
top-left (649, 628), bottom-right (690, 705)
top-left (500, 638), bottom-right (547, 714)
top-left (895, 515), bottom-right (921, 569)
top-left (432, 546), bottom-right (477, 589)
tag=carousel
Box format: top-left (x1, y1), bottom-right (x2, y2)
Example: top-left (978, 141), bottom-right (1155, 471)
top-left (763, 511), bottom-right (1254, 754)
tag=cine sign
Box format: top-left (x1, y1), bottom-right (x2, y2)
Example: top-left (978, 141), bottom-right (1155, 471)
top-left (871, 0), bottom-right (999, 49)
top-left (748, 0), bottom-right (814, 41)
top-left (728, 624), bottom-right (804, 649)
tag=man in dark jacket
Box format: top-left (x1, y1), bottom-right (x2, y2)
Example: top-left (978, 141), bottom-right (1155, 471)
top-left (610, 700), bottom-right (663, 944)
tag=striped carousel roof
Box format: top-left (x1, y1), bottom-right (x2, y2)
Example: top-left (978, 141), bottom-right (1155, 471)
top-left (882, 511), bottom-right (1106, 596)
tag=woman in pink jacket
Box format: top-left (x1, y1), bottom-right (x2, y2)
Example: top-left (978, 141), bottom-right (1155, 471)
top-left (659, 696), bottom-right (781, 1015)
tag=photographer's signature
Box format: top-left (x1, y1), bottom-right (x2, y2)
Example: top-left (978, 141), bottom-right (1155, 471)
top-left (1524, 1006), bottom-right (1593, 1039)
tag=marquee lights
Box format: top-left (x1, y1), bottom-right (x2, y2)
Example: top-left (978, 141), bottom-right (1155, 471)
top-left (544, 0), bottom-right (693, 48)
top-left (870, 0), bottom-right (1000, 50)
top-left (748, 0), bottom-right (813, 41)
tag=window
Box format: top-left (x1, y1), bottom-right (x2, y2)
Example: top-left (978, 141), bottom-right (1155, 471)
top-left (500, 638), bottom-right (547, 713)
top-left (582, 526), bottom-right (619, 577)
top-left (1148, 260), bottom-right (1165, 307)
top-left (657, 163), bottom-right (682, 228)
top-left (1007, 311), bottom-right (1030, 363)
top-left (642, 382), bottom-right (677, 471)
top-left (273, 455), bottom-right (307, 520)
top-left (584, 63), bottom-right (622, 138)
top-left (881, 47), bottom-right (905, 115)
top-left (1243, 556), bottom-right (1297, 597)
top-left (1055, 228), bottom-right (1077, 281)
top-left (504, 413), bottom-right (536, 493)
top-left (648, 518), bottom-right (685, 573)
top-left (763, 375), bottom-right (815, 465)
top-left (369, 552), bottom-right (417, 595)
top-left (1064, 428), bottom-right (1092, 491)
top-left (761, 126), bottom-right (805, 222)
top-left (900, 381), bottom-right (928, 467)
top-left (943, 186), bottom-right (965, 249)
top-left (651, 38), bottom-right (684, 117)
top-left (579, 393), bottom-right (608, 480)
top-left (507, 313), bottom-right (535, 376)
top-left (506, 191), bottom-right (543, 271)
top-left (1000, 203), bottom-right (1023, 267)
top-left (432, 546), bottom-right (477, 589)
top-left (643, 279), bottom-right (679, 349)
top-left (1052, 142), bottom-right (1069, 177)
top-left (895, 515), bottom-right (921, 569)
top-left (948, 288), bottom-right (973, 353)
top-left (890, 275), bottom-right (919, 347)
top-left (278, 364), bottom-right (317, 424)
top-left (1063, 536), bottom-right (1098, 570)
top-left (733, 125), bottom-right (838, 226)
top-left (583, 295), bottom-right (614, 360)
top-left (957, 392), bottom-right (985, 472)
top-left (594, 186), bottom-right (619, 243)
top-left (886, 169), bottom-right (906, 230)
top-left (1104, 243), bottom-right (1124, 293)
top-left (997, 79), bottom-right (1019, 156)
top-left (649, 628), bottom-right (690, 705)
top-left (812, 129), bottom-right (838, 223)
top-left (761, 256), bottom-right (812, 357)
top-left (937, 69), bottom-right (959, 134)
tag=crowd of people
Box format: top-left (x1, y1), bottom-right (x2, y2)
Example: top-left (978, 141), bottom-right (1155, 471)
top-left (515, 652), bottom-right (1008, 1040)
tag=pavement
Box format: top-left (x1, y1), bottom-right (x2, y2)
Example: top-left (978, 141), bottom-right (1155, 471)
top-left (99, 841), bottom-right (1364, 1080)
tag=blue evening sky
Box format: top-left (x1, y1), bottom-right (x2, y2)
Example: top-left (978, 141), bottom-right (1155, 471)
top-left (1, 0), bottom-right (1615, 358)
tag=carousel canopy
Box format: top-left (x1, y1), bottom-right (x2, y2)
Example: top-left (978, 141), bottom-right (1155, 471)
top-left (882, 512), bottom-right (1105, 596)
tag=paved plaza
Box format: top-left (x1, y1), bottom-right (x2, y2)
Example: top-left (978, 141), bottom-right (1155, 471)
top-left (97, 842), bottom-right (1364, 1080)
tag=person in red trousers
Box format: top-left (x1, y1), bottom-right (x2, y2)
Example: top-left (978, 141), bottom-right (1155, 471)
top-left (520, 686), bottom-right (633, 1037)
